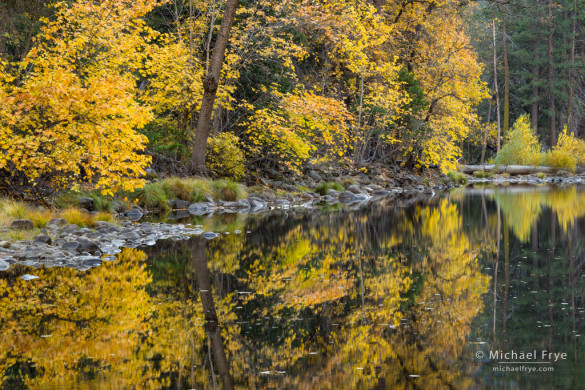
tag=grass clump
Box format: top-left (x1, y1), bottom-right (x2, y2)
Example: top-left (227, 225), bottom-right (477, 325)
top-left (211, 180), bottom-right (247, 201)
top-left (472, 170), bottom-right (493, 179)
top-left (447, 171), bottom-right (468, 185)
top-left (315, 181), bottom-right (345, 195)
top-left (61, 208), bottom-right (94, 227)
top-left (536, 172), bottom-right (547, 179)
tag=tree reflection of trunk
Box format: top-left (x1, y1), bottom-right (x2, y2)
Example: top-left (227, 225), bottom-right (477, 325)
top-left (192, 237), bottom-right (235, 390)
top-left (548, 211), bottom-right (555, 352)
top-left (502, 212), bottom-right (509, 354)
top-left (568, 228), bottom-right (577, 362)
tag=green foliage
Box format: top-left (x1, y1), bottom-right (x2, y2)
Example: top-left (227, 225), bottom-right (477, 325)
top-left (140, 119), bottom-right (189, 160)
top-left (495, 115), bottom-right (543, 166)
top-left (206, 133), bottom-right (246, 181)
top-left (315, 181), bottom-right (345, 195)
top-left (447, 171), bottom-right (468, 185)
top-left (472, 170), bottom-right (493, 179)
top-left (210, 180), bottom-right (247, 202)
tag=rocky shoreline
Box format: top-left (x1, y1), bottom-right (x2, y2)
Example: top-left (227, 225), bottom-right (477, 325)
top-left (0, 180), bottom-right (443, 274)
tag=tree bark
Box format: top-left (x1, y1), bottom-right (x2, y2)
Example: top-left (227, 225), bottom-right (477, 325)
top-left (503, 11), bottom-right (510, 140)
top-left (493, 20), bottom-right (502, 153)
top-left (532, 41), bottom-right (540, 131)
top-left (568, 0), bottom-right (576, 134)
top-left (190, 0), bottom-right (240, 175)
top-left (547, 0), bottom-right (556, 147)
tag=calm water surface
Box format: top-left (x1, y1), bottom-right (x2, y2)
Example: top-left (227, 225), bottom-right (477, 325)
top-left (1, 185), bottom-right (585, 389)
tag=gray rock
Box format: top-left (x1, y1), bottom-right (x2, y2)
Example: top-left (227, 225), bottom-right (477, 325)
top-left (352, 193), bottom-right (370, 202)
top-left (0, 259), bottom-right (9, 271)
top-left (237, 199), bottom-right (251, 209)
top-left (282, 184), bottom-right (298, 192)
top-left (416, 185), bottom-right (425, 193)
top-left (348, 184), bottom-right (367, 194)
top-left (126, 208), bottom-right (143, 221)
top-left (0, 241), bottom-right (9, 248)
top-left (62, 241), bottom-right (82, 252)
top-left (309, 170), bottom-right (322, 181)
top-left (168, 199), bottom-right (191, 210)
top-left (122, 231), bottom-right (141, 240)
top-left (21, 274), bottom-right (39, 281)
top-left (167, 210), bottom-right (190, 220)
top-left (188, 202), bottom-right (211, 215)
top-left (76, 238), bottom-right (100, 253)
top-left (327, 189), bottom-right (341, 197)
top-left (372, 190), bottom-right (391, 197)
top-left (202, 232), bottom-right (220, 240)
top-left (77, 197), bottom-right (94, 211)
top-left (47, 218), bottom-right (68, 228)
top-left (11, 219), bottom-right (34, 230)
top-left (338, 191), bottom-right (355, 202)
top-left (61, 224), bottom-right (79, 234)
top-left (259, 189), bottom-right (276, 200)
top-left (33, 235), bottom-right (52, 245)
top-left (145, 168), bottom-right (158, 178)
top-left (369, 184), bottom-right (383, 191)
top-left (249, 198), bottom-right (266, 212)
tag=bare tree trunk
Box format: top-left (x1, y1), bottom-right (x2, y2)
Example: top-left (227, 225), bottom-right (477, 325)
top-left (192, 238), bottom-right (235, 390)
top-left (493, 20), bottom-right (502, 153)
top-left (503, 12), bottom-right (510, 140)
top-left (568, 0), bottom-right (576, 134)
top-left (547, 0), bottom-right (556, 147)
top-left (190, 0), bottom-right (240, 175)
top-left (532, 41), bottom-right (540, 131)
top-left (481, 83), bottom-right (495, 164)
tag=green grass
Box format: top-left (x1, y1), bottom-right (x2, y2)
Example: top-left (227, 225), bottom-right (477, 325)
top-left (315, 181), bottom-right (345, 195)
top-left (447, 171), bottom-right (468, 185)
top-left (536, 172), bottom-right (547, 179)
top-left (472, 170), bottom-right (493, 179)
top-left (128, 178), bottom-right (248, 213)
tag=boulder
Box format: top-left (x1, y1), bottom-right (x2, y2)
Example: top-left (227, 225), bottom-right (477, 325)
top-left (188, 202), bottom-right (211, 215)
top-left (76, 238), bottom-right (100, 253)
top-left (125, 208), bottom-right (143, 221)
top-left (309, 170), bottom-right (322, 181)
top-left (338, 191), bottom-right (355, 203)
top-left (11, 219), bottom-right (34, 230)
top-left (47, 218), bottom-right (68, 228)
top-left (168, 199), bottom-right (191, 210)
top-left (77, 197), bottom-right (94, 211)
top-left (33, 235), bottom-right (52, 245)
top-left (61, 241), bottom-right (82, 252)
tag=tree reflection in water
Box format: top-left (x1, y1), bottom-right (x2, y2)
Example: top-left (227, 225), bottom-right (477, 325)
top-left (1, 186), bottom-right (585, 388)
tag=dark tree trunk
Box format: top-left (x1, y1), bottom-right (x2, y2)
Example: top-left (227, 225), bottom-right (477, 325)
top-left (503, 12), bottom-right (510, 139)
top-left (190, 0), bottom-right (240, 175)
top-left (547, 0), bottom-right (556, 147)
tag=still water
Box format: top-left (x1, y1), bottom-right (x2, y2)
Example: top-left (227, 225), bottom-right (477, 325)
top-left (1, 185), bottom-right (585, 389)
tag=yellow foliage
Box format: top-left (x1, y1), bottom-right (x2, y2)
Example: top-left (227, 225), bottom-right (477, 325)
top-left (495, 114), bottom-right (543, 166)
top-left (206, 133), bottom-right (246, 181)
top-left (0, 0), bottom-right (160, 196)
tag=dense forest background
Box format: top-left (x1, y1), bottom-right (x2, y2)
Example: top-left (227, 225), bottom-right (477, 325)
top-left (0, 0), bottom-right (583, 196)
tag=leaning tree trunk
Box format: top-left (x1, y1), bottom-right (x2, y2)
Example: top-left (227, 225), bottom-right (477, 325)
top-left (190, 0), bottom-right (240, 175)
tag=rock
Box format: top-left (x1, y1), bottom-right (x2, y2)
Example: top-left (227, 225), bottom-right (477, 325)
top-left (47, 218), bottom-right (68, 228)
top-left (122, 231), bottom-right (141, 240)
top-left (77, 197), bottom-right (94, 211)
top-left (369, 184), bottom-right (383, 191)
top-left (249, 198), bottom-right (266, 212)
top-left (10, 219), bottom-right (34, 230)
top-left (372, 190), bottom-right (391, 197)
top-left (259, 189), bottom-right (276, 200)
top-left (348, 184), bottom-right (367, 194)
top-left (61, 241), bottom-right (82, 253)
top-left (352, 193), bottom-right (370, 202)
top-left (275, 199), bottom-right (290, 207)
top-left (327, 189), bottom-right (341, 197)
top-left (0, 259), bottom-right (9, 271)
top-left (236, 199), bottom-right (251, 209)
top-left (21, 274), bottom-right (39, 281)
top-left (0, 241), bottom-right (9, 249)
top-left (167, 210), bottom-right (190, 220)
top-left (416, 185), bottom-right (425, 193)
top-left (202, 232), bottom-right (220, 240)
top-left (125, 208), bottom-right (143, 221)
top-left (145, 168), bottom-right (158, 178)
top-left (168, 199), bottom-right (191, 210)
top-left (33, 235), bottom-right (52, 245)
top-left (61, 224), bottom-right (79, 234)
top-left (282, 184), bottom-right (298, 192)
top-left (338, 191), bottom-right (355, 203)
top-left (188, 202), bottom-right (211, 215)
top-left (309, 170), bottom-right (322, 181)
top-left (76, 238), bottom-right (100, 253)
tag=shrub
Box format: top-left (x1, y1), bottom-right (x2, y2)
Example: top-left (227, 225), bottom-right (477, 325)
top-left (315, 181), bottom-right (345, 195)
top-left (211, 180), bottom-right (247, 201)
top-left (495, 114), bottom-right (543, 166)
top-left (472, 170), bottom-right (493, 179)
top-left (541, 127), bottom-right (585, 172)
top-left (207, 133), bottom-right (246, 181)
top-left (447, 171), bottom-right (468, 185)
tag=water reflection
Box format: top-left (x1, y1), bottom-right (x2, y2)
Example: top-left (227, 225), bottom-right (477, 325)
top-left (0, 186), bottom-right (585, 388)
